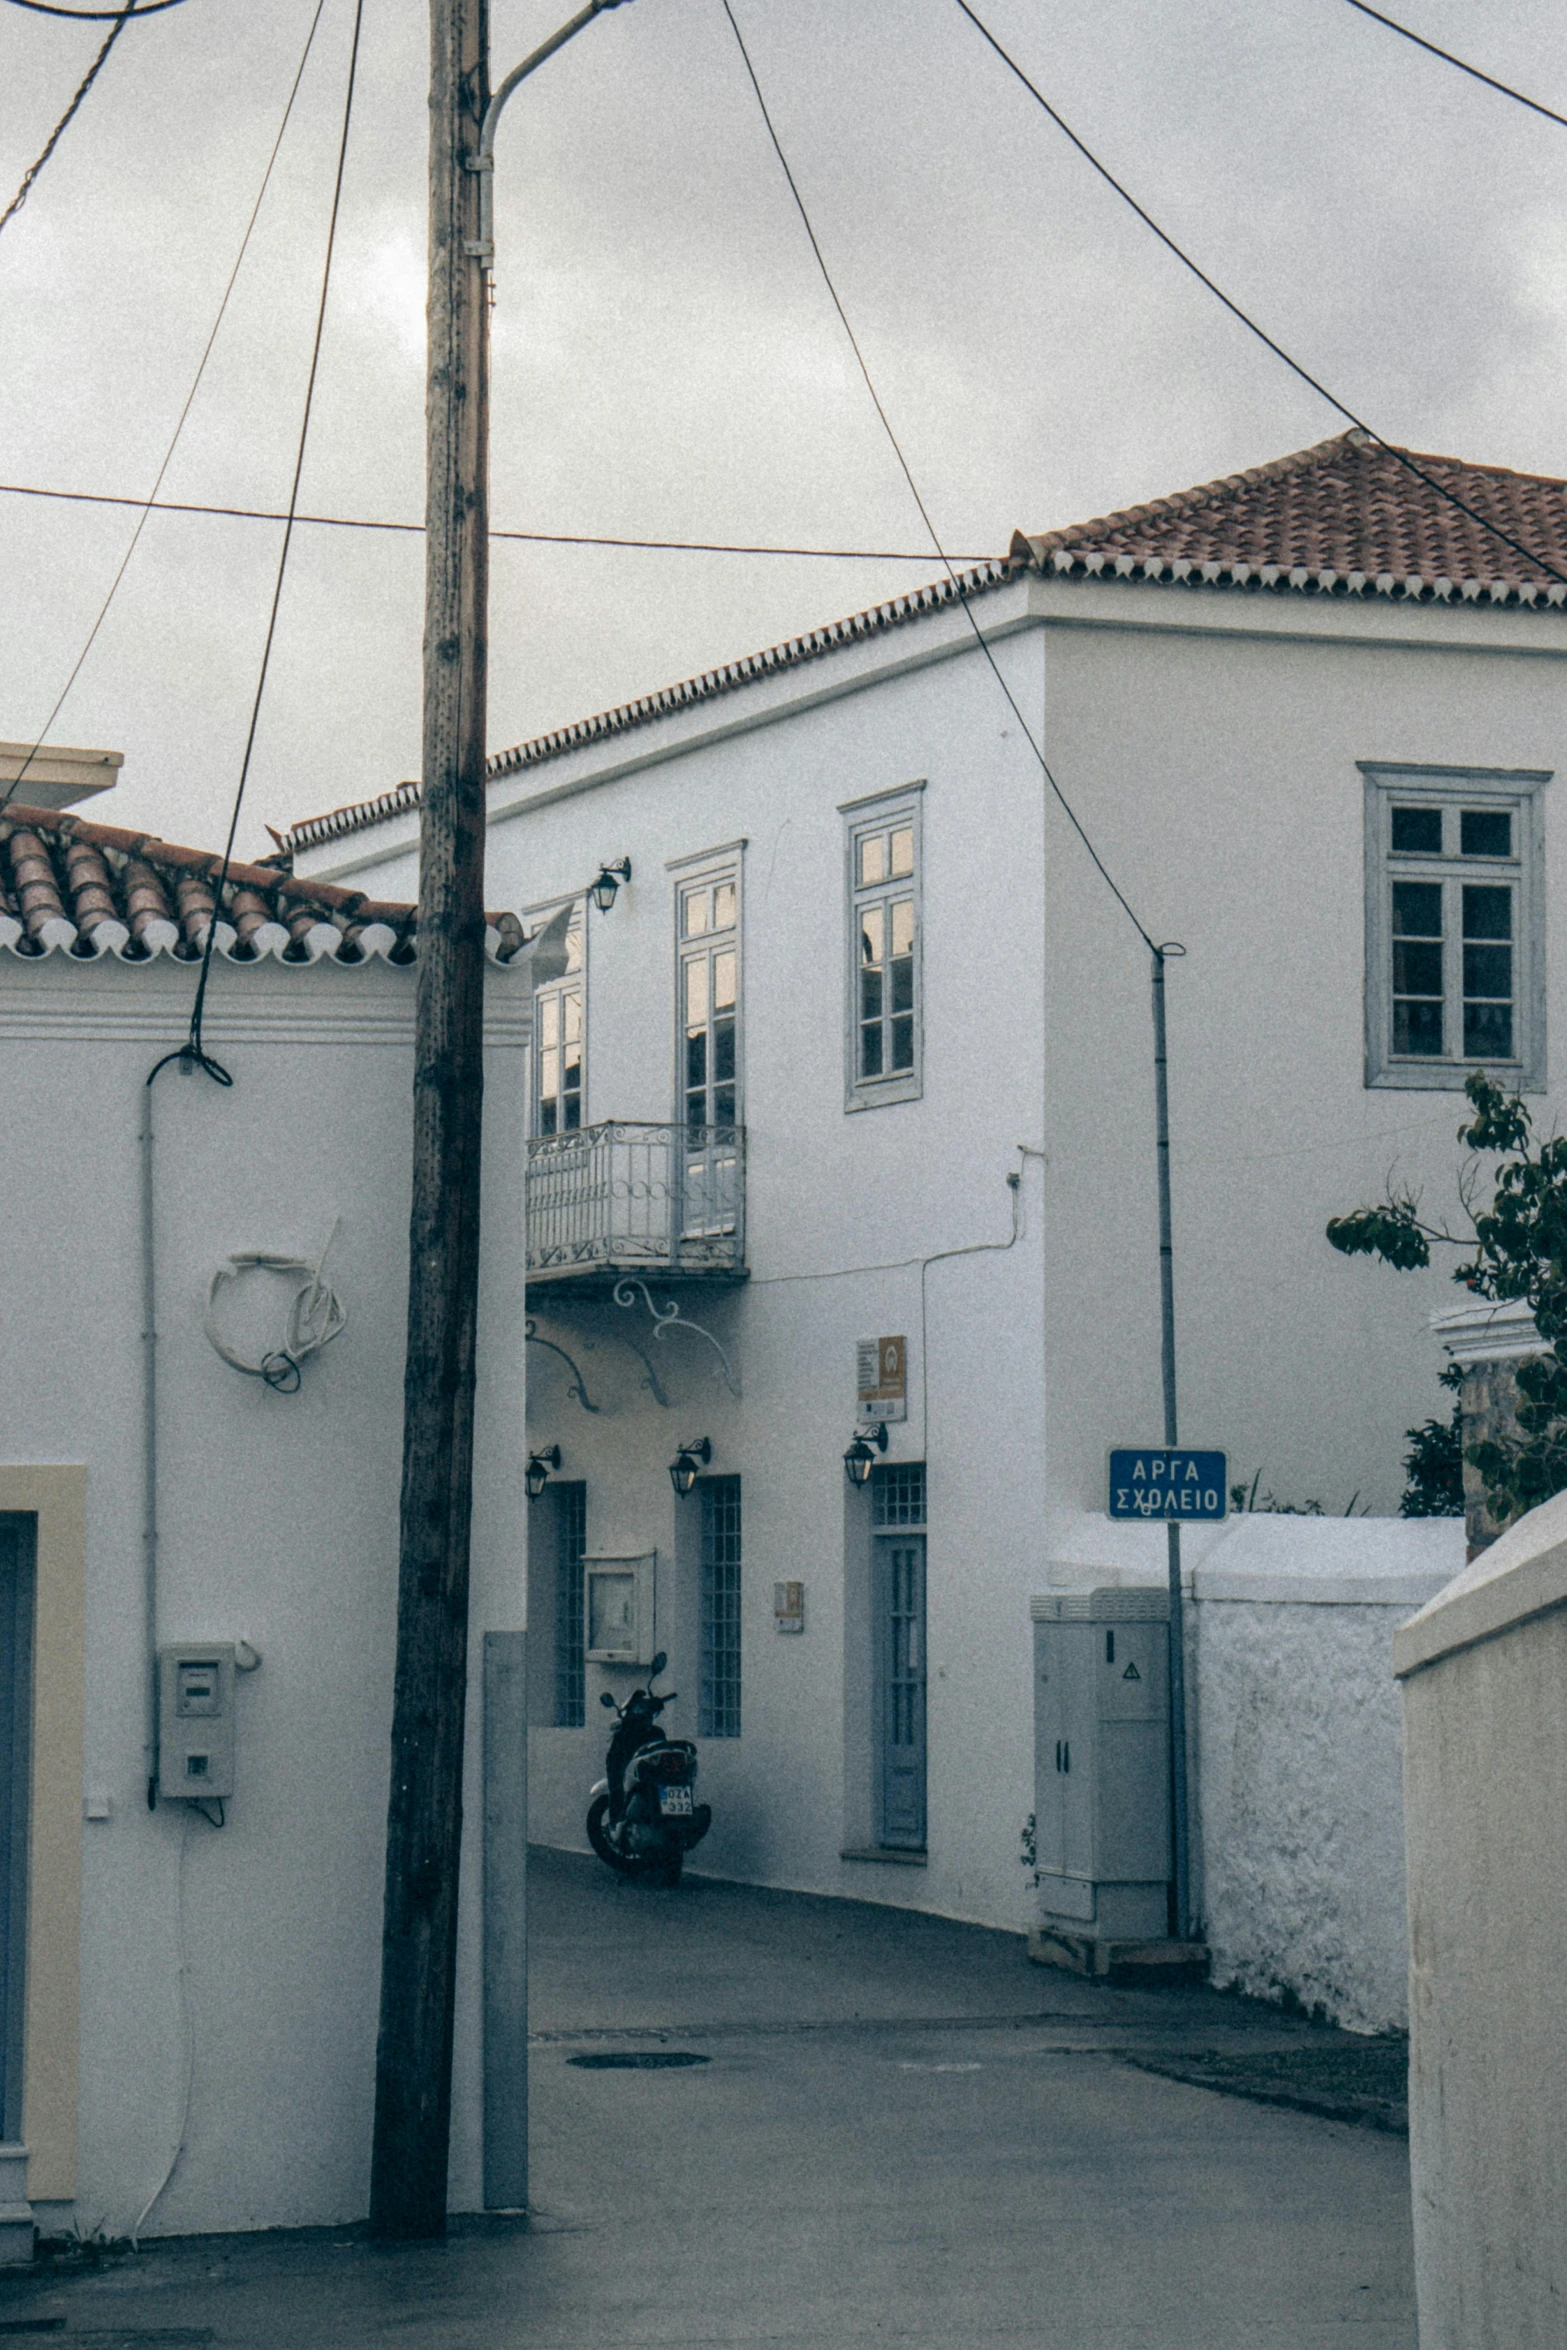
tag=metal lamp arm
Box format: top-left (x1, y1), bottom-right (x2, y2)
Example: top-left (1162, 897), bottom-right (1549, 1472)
top-left (467, 0), bottom-right (636, 269)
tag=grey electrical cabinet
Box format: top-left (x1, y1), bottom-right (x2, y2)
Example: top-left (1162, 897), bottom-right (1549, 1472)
top-left (1031, 1590), bottom-right (1171, 1943)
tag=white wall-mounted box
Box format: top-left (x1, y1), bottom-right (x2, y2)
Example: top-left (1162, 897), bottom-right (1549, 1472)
top-left (584, 1553), bottom-right (657, 1665)
top-left (158, 1642), bottom-right (237, 1801)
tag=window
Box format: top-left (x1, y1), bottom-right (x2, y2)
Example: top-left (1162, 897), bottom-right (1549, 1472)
top-left (552, 1482), bottom-right (587, 1728)
top-left (1362, 764), bottom-right (1549, 1090)
top-left (533, 903), bottom-right (584, 1135)
top-left (699, 1476), bottom-right (742, 1739)
top-left (843, 786), bottom-right (923, 1109)
top-left (677, 865), bottom-right (741, 1241)
top-left (872, 1461), bottom-right (926, 1528)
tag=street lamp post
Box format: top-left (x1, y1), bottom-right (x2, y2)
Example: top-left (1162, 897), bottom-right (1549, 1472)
top-left (370, 0), bottom-right (637, 2243)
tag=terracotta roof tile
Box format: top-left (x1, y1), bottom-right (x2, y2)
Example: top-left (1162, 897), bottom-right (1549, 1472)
top-left (0, 807), bottom-right (528, 964)
top-left (283, 433), bottom-right (1567, 856)
top-left (1011, 431), bottom-right (1567, 595)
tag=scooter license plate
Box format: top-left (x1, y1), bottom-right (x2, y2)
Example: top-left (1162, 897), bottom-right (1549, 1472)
top-left (658, 1785), bottom-right (694, 1817)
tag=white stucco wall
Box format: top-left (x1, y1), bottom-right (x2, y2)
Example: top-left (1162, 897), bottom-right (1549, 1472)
top-left (294, 571), bottom-right (1551, 1975)
top-left (1047, 1512), bottom-right (1463, 2032)
top-left (0, 941), bottom-right (530, 2237)
top-left (1396, 1491), bottom-right (1567, 2350)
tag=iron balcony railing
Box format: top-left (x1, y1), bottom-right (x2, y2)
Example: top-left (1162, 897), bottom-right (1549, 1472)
top-left (525, 1120), bottom-right (746, 1280)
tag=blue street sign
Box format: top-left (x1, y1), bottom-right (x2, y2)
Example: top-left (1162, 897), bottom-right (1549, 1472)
top-left (1108, 1448), bottom-right (1228, 1522)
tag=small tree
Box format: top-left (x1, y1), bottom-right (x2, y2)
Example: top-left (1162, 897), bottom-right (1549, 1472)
top-left (1328, 1072), bottom-right (1567, 1530)
top-left (1398, 1365), bottom-right (1464, 1519)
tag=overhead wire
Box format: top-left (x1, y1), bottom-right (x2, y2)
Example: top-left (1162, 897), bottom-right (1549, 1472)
top-left (187, 0), bottom-right (364, 1066)
top-left (0, 0), bottom-right (138, 238)
top-left (951, 0), bottom-right (1567, 593)
top-left (0, 0), bottom-right (331, 819)
top-left (718, 0), bottom-right (1158, 953)
top-left (5, 0), bottom-right (186, 14)
top-left (1340, 0), bottom-right (1567, 131)
top-left (0, 479), bottom-right (993, 563)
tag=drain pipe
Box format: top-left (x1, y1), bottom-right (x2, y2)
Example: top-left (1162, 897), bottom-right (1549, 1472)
top-left (140, 1063), bottom-right (164, 1809)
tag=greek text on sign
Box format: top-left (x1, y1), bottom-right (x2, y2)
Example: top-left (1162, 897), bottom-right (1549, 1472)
top-left (856, 1335), bottom-right (907, 1423)
top-left (1108, 1448), bottom-right (1228, 1521)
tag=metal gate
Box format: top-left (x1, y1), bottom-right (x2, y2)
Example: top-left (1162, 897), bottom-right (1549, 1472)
top-left (876, 1533), bottom-right (926, 1849)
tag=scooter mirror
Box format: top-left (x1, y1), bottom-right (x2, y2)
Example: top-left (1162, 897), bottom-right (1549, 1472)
top-left (651, 1650), bottom-right (667, 1676)
top-left (599, 1690), bottom-right (617, 1708)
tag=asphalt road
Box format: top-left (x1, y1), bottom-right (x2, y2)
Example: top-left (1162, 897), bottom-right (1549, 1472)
top-left (7, 1848), bottom-right (1417, 2348)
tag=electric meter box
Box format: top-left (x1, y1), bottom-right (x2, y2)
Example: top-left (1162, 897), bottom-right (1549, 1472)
top-left (1031, 1591), bottom-right (1171, 1942)
top-left (158, 1642), bottom-right (237, 1800)
top-left (583, 1553), bottom-right (657, 1665)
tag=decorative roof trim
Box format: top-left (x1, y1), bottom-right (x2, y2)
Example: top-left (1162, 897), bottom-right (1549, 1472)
top-left (0, 807), bottom-right (527, 966)
top-left (284, 432), bottom-right (1567, 858)
top-left (282, 559), bottom-right (1016, 854)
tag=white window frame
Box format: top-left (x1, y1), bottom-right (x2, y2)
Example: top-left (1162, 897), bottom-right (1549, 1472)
top-left (1362, 762), bottom-right (1550, 1091)
top-left (842, 782), bottom-right (925, 1112)
top-left (523, 895), bottom-right (586, 1137)
top-left (670, 845), bottom-right (744, 1133)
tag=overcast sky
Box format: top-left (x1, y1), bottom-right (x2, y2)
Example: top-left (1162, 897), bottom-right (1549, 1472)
top-left (3, 0), bottom-right (1567, 860)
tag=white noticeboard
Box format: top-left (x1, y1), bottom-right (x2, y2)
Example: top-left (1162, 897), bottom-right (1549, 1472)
top-left (583, 1552), bottom-right (657, 1665)
top-left (856, 1334), bottom-right (908, 1424)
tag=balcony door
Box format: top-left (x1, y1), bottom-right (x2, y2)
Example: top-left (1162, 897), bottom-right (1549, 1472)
top-left (678, 871), bottom-right (740, 1240)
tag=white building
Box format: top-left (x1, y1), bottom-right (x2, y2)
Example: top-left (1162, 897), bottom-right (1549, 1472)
top-left (0, 782), bottom-right (550, 2241)
top-left (289, 430), bottom-right (1554, 1954)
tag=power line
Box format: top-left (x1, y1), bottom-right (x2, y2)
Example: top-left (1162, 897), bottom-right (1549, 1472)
top-left (718, 0), bottom-right (1159, 954)
top-left (0, 479), bottom-right (993, 563)
top-left (1, 0), bottom-right (137, 238)
top-left (5, 1), bottom-right (186, 14)
top-left (952, 0), bottom-right (1567, 595)
top-left (188, 0), bottom-right (364, 1062)
top-left (1341, 0), bottom-right (1567, 132)
top-left (0, 0), bottom-right (330, 819)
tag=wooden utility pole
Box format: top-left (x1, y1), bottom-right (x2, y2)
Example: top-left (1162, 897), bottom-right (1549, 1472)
top-left (369, 0), bottom-right (490, 2240)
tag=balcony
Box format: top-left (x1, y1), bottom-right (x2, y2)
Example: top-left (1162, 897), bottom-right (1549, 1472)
top-left (525, 1121), bottom-right (747, 1290)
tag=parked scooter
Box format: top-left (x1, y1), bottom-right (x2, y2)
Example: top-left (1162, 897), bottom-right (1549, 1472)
top-left (587, 1652), bottom-right (711, 1886)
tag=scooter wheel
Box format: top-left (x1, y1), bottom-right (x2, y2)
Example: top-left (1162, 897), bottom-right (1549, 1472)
top-left (586, 1792), bottom-right (636, 1876)
top-left (650, 1842), bottom-right (684, 1888)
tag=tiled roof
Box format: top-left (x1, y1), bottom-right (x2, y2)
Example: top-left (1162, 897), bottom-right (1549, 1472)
top-left (1011, 431), bottom-right (1567, 601)
top-left (0, 806), bottom-right (527, 963)
top-left (283, 432), bottom-right (1567, 856)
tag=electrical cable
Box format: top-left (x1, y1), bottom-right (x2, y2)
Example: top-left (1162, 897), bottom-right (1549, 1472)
top-left (0, 0), bottom-right (137, 239)
top-left (204, 1220), bottom-right (348, 1392)
top-left (0, 0), bottom-right (331, 820)
top-left (1340, 0), bottom-right (1567, 132)
top-left (0, 479), bottom-right (993, 563)
top-left (719, 0), bottom-right (1159, 953)
top-left (6, 0), bottom-right (185, 15)
top-left (130, 1805), bottom-right (197, 2248)
top-left (187, 0), bottom-right (364, 1062)
top-left (951, 0), bottom-right (1567, 594)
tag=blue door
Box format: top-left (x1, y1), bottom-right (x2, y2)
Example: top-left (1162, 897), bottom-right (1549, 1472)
top-left (0, 1518), bottom-right (34, 2140)
top-left (877, 1534), bottom-right (926, 1850)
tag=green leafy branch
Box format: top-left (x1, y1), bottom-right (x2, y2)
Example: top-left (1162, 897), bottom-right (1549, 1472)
top-left (1328, 1073), bottom-right (1567, 1530)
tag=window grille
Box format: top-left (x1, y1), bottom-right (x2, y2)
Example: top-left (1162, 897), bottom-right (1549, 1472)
top-left (553, 1482), bottom-right (587, 1727)
top-left (699, 1475), bottom-right (742, 1738)
top-left (873, 1461), bottom-right (926, 1528)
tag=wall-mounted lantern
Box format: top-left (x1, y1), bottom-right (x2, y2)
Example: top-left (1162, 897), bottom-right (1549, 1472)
top-left (590, 857), bottom-right (632, 913)
top-left (843, 1423), bottom-right (888, 1487)
top-left (525, 1444), bottom-right (562, 1502)
top-left (669, 1436), bottom-right (712, 1497)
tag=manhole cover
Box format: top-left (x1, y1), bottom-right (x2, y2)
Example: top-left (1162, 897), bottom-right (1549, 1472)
top-left (566, 2051), bottom-right (710, 2070)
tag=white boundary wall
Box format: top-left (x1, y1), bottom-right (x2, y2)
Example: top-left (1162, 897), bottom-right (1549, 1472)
top-left (1396, 1491), bottom-right (1567, 2349)
top-left (1048, 1512), bottom-right (1464, 2032)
